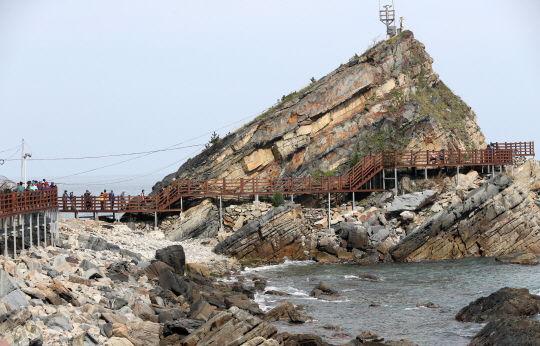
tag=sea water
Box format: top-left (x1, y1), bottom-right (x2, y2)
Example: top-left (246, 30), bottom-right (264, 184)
top-left (242, 257), bottom-right (540, 346)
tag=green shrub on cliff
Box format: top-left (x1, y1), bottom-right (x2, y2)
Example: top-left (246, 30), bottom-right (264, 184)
top-left (271, 191), bottom-right (285, 207)
top-left (350, 144), bottom-right (364, 167)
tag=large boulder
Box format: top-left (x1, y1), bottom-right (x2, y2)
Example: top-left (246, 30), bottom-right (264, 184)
top-left (469, 317), bottom-right (540, 346)
top-left (495, 252), bottom-right (539, 265)
top-left (213, 202), bottom-right (315, 261)
top-left (343, 223), bottom-right (370, 250)
top-left (155, 245), bottom-right (186, 275)
top-left (166, 199), bottom-right (219, 241)
top-left (77, 234), bottom-right (110, 251)
top-left (390, 174), bottom-right (540, 262)
top-left (455, 287), bottom-right (540, 322)
top-left (0, 271), bottom-right (29, 311)
top-left (387, 190), bottom-right (437, 214)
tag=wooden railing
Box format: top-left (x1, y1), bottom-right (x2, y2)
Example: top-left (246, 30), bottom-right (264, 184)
top-left (490, 142), bottom-right (535, 157)
top-left (0, 189), bottom-right (58, 218)
top-left (57, 194), bottom-right (164, 213)
top-left (382, 149), bottom-right (513, 168)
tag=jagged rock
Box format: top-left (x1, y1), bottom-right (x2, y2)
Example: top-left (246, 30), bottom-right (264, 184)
top-left (213, 202), bottom-right (314, 261)
top-left (387, 191), bottom-right (437, 214)
top-left (132, 301), bottom-right (158, 322)
top-left (310, 282), bottom-right (338, 297)
top-left (495, 252), bottom-right (539, 265)
top-left (344, 223), bottom-right (369, 250)
top-left (144, 261), bottom-right (174, 279)
top-left (162, 318), bottom-right (205, 339)
top-left (166, 199), bottom-right (219, 241)
top-left (155, 245), bottom-right (186, 275)
top-left (77, 234), bottom-right (110, 251)
top-left (186, 299), bottom-right (214, 321)
top-left (179, 306), bottom-right (277, 346)
top-left (357, 331), bottom-right (384, 343)
top-left (42, 313), bottom-right (73, 331)
top-left (370, 227), bottom-right (390, 244)
top-left (455, 287), bottom-right (540, 322)
top-left (0, 308), bottom-right (43, 346)
top-left (83, 268), bottom-right (104, 280)
top-left (469, 317), bottom-right (540, 346)
top-left (390, 174), bottom-right (540, 262)
top-left (0, 270), bottom-right (29, 310)
top-left (185, 263), bottom-right (210, 277)
top-left (263, 301), bottom-right (295, 322)
top-left (287, 310), bottom-right (311, 323)
top-left (276, 333), bottom-right (330, 346)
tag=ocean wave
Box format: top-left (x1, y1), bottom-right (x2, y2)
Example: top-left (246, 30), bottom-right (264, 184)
top-left (264, 286), bottom-right (309, 296)
top-left (531, 288), bottom-right (540, 295)
top-left (241, 259), bottom-right (316, 274)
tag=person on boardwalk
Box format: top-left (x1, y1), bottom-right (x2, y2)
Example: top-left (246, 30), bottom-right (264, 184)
top-left (103, 189), bottom-right (109, 209)
top-left (69, 192), bottom-right (75, 210)
top-left (140, 189), bottom-right (146, 208)
top-left (99, 192), bottom-right (105, 210)
top-left (120, 190), bottom-right (126, 209)
top-left (3, 185), bottom-right (12, 194)
top-left (84, 190), bottom-right (92, 210)
top-left (63, 190), bottom-right (68, 210)
top-left (109, 190), bottom-right (115, 210)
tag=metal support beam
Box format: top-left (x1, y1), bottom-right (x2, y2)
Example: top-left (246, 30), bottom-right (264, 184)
top-left (155, 212), bottom-right (157, 230)
top-left (4, 219), bottom-right (7, 258)
top-left (383, 169), bottom-right (386, 189)
top-left (291, 194), bottom-right (293, 202)
top-left (457, 167), bottom-right (460, 187)
top-left (37, 212), bottom-right (40, 249)
top-left (219, 196), bottom-right (223, 230)
top-left (29, 213), bottom-right (32, 249)
top-left (394, 168), bottom-right (398, 196)
top-left (328, 193), bottom-right (331, 231)
top-left (352, 192), bottom-right (355, 211)
top-left (12, 217), bottom-right (16, 259)
top-left (425, 167), bottom-right (427, 180)
top-left (181, 197), bottom-right (183, 211)
top-left (21, 215), bottom-right (24, 251)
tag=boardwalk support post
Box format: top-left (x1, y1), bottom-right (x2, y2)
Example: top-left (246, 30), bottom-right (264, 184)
top-left (382, 170), bottom-right (386, 190)
top-left (13, 217), bottom-right (16, 259)
top-left (37, 212), bottom-right (40, 249)
top-left (219, 196), bottom-right (223, 231)
top-left (425, 167), bottom-right (427, 180)
top-left (291, 194), bottom-right (293, 202)
top-left (457, 167), bottom-right (460, 187)
top-left (29, 212), bottom-right (32, 249)
top-left (394, 168), bottom-right (398, 196)
top-left (4, 218), bottom-right (7, 258)
top-left (352, 192), bottom-right (355, 211)
top-left (328, 193), bottom-right (331, 232)
top-left (154, 212), bottom-right (157, 231)
top-left (21, 215), bottom-right (24, 251)
top-left (181, 197), bottom-right (183, 212)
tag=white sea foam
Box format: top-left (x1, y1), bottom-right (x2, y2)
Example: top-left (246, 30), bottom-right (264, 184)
top-left (241, 259), bottom-right (316, 274)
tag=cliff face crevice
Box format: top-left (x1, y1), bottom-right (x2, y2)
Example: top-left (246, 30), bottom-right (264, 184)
top-left (153, 30), bottom-right (485, 193)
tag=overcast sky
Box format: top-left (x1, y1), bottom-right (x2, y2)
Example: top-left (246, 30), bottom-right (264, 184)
top-left (1, 0), bottom-right (539, 186)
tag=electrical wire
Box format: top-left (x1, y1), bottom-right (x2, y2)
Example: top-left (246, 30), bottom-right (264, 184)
top-left (3, 143), bottom-right (205, 161)
top-left (0, 144), bottom-right (22, 154)
top-left (4, 147), bottom-right (21, 160)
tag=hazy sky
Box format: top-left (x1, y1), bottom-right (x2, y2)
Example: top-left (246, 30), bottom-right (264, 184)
top-left (1, 1), bottom-right (539, 187)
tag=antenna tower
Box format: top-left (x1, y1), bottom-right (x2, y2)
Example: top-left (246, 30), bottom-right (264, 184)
top-left (379, 0), bottom-right (396, 39)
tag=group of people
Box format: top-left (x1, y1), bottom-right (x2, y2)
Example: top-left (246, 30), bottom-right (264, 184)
top-left (3, 179), bottom-right (57, 194)
top-left (75, 189), bottom-right (146, 210)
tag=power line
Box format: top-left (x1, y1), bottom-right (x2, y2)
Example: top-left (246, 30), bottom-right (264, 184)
top-left (3, 143), bottom-right (204, 161)
top-left (0, 144), bottom-right (22, 154)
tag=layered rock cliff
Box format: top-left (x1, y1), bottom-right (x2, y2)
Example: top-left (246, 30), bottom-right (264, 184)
top-left (152, 30), bottom-right (485, 193)
top-left (390, 161), bottom-right (540, 261)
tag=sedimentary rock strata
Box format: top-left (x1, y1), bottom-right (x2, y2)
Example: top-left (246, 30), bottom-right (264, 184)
top-left (152, 30), bottom-right (485, 196)
top-left (390, 174), bottom-right (540, 262)
top-left (213, 202), bottom-right (315, 261)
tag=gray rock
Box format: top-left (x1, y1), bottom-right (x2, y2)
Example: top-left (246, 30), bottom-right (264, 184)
top-left (80, 259), bottom-right (99, 271)
top-left (0, 270), bottom-right (30, 310)
top-left (371, 227), bottom-right (390, 244)
top-left (44, 313), bottom-right (73, 331)
top-left (78, 234), bottom-right (110, 251)
top-left (155, 245), bottom-right (186, 275)
top-left (387, 190), bottom-right (437, 214)
top-left (100, 322), bottom-right (114, 338)
top-left (52, 255), bottom-right (66, 268)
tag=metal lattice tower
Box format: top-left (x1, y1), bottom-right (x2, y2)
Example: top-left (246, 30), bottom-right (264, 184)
top-left (379, 1), bottom-right (396, 39)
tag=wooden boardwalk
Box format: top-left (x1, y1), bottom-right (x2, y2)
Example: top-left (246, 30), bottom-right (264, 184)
top-left (0, 142), bottom-right (533, 217)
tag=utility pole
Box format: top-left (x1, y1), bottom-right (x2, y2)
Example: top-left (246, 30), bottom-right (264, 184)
top-left (20, 139), bottom-right (24, 186)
